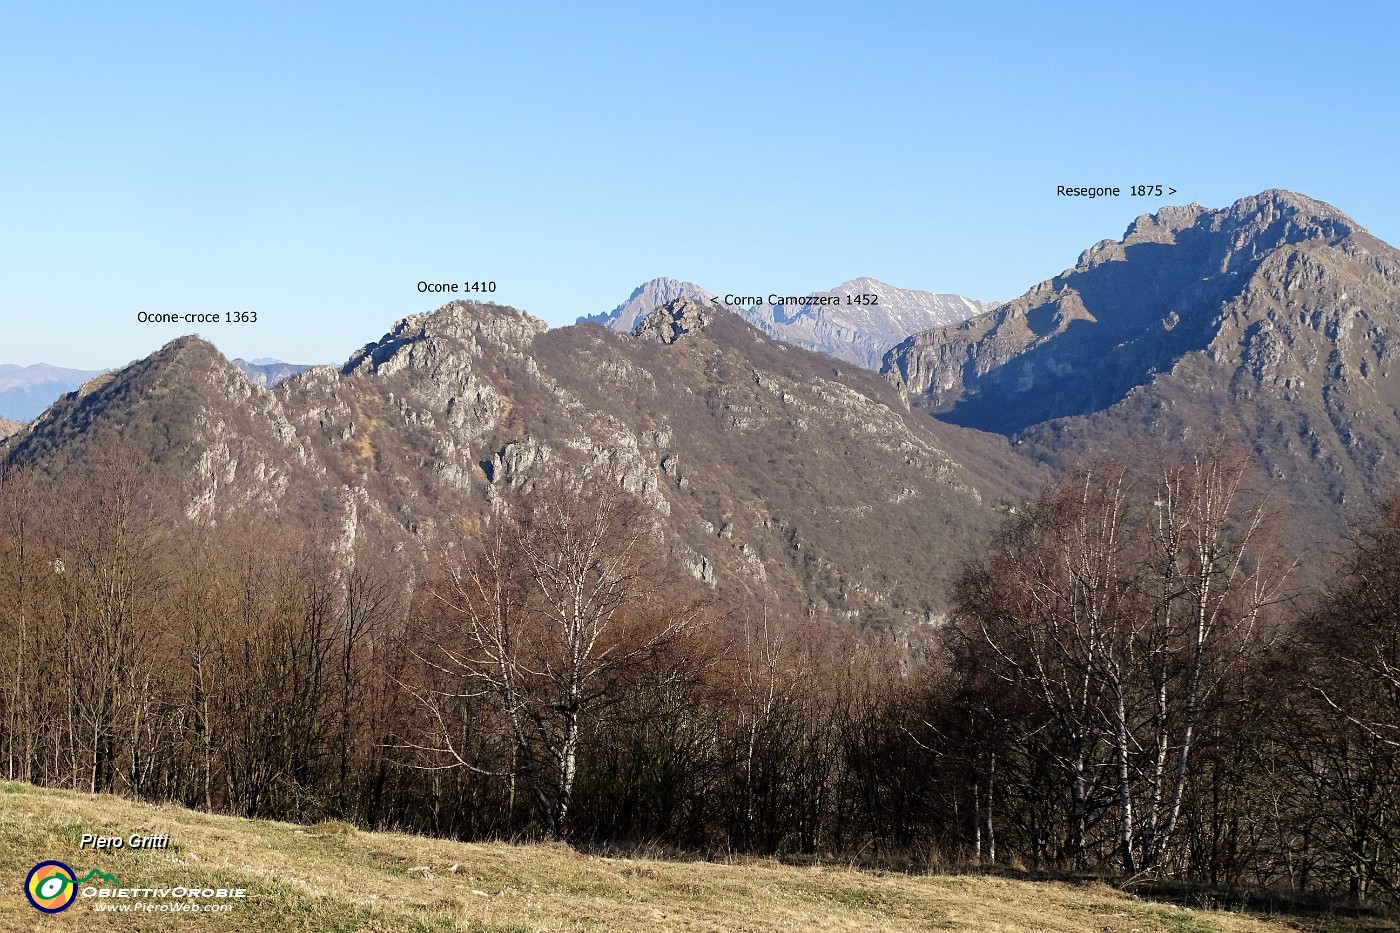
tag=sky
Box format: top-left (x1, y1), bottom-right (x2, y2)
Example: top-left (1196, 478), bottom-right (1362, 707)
top-left (2, 0), bottom-right (1398, 370)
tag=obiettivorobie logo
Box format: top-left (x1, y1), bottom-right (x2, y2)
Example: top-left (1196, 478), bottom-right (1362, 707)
top-left (24, 862), bottom-right (124, 913)
top-left (24, 861), bottom-right (118, 913)
top-left (24, 858), bottom-right (246, 914)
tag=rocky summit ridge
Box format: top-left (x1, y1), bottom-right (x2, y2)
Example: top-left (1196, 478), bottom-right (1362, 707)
top-left (887, 189), bottom-right (1372, 429)
top-left (6, 188), bottom-right (1398, 617)
top-left (589, 276), bottom-right (988, 371)
top-left (579, 277), bottom-right (716, 332)
top-left (887, 188), bottom-right (1400, 528)
top-left (631, 295), bottom-right (713, 344)
top-left (740, 277), bottom-right (988, 370)
top-left (3, 298), bottom-right (1028, 625)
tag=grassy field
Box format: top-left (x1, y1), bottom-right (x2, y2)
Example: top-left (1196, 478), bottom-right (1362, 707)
top-left (0, 780), bottom-right (1393, 932)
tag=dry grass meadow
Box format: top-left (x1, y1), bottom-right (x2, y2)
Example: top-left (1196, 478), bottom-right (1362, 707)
top-left (0, 780), bottom-right (1393, 932)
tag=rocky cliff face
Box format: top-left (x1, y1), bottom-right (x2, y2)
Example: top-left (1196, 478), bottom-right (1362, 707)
top-left (0, 417), bottom-right (21, 439)
top-left (741, 278), bottom-right (987, 369)
top-left (15, 189), bottom-right (1387, 614)
top-left (888, 189), bottom-right (1400, 528)
top-left (3, 298), bottom-right (1026, 624)
top-left (631, 296), bottom-right (713, 343)
top-left (588, 276), bottom-right (987, 371)
top-left (2, 338), bottom-right (321, 523)
top-left (579, 277), bottom-right (716, 332)
top-left (888, 191), bottom-right (1371, 431)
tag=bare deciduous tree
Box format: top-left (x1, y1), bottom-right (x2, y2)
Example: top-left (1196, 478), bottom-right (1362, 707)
top-left (952, 446), bottom-right (1286, 873)
top-left (1298, 491), bottom-right (1400, 901)
top-left (411, 468), bottom-right (710, 840)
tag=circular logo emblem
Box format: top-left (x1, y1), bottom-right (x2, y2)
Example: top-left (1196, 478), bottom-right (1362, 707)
top-left (25, 860), bottom-right (78, 913)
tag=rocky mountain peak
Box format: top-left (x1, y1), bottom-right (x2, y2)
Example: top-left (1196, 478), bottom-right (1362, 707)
top-left (1226, 188), bottom-right (1355, 226)
top-left (142, 336), bottom-right (247, 390)
top-left (580, 277), bottom-right (716, 332)
top-left (886, 189), bottom-right (1393, 432)
top-left (0, 333), bottom-right (285, 481)
top-left (1074, 190), bottom-right (1360, 276)
top-left (1212, 189), bottom-right (1357, 268)
top-left (740, 279), bottom-right (988, 370)
top-left (344, 301), bottom-right (547, 377)
top-left (631, 296), bottom-right (713, 344)
top-left (886, 188), bottom-right (1400, 532)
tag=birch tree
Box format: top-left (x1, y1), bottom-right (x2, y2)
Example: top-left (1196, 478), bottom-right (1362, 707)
top-left (953, 465), bottom-right (1134, 869)
top-left (1300, 491), bottom-right (1400, 902)
top-left (952, 447), bottom-right (1285, 874)
top-left (1126, 449), bottom-right (1284, 872)
top-left (415, 468), bottom-right (709, 840)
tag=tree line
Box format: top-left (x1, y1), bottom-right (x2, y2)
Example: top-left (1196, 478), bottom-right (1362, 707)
top-left (0, 443), bottom-right (1397, 906)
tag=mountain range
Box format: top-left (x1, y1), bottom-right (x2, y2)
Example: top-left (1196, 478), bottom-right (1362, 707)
top-left (582, 276), bottom-right (988, 370)
top-left (4, 189), bottom-right (1396, 621)
top-left (4, 299), bottom-right (1037, 625)
top-left (742, 277), bottom-right (988, 369)
top-left (0, 363), bottom-right (106, 421)
top-left (231, 358), bottom-right (315, 387)
top-left (0, 358), bottom-right (313, 423)
top-left (578, 277), bottom-right (716, 333)
top-left (887, 189), bottom-right (1400, 531)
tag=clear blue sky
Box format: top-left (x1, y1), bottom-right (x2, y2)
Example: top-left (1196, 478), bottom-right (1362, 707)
top-left (2, 0), bottom-right (1397, 369)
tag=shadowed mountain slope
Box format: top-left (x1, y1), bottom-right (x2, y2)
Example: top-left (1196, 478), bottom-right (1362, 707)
top-left (889, 189), bottom-right (1400, 530)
